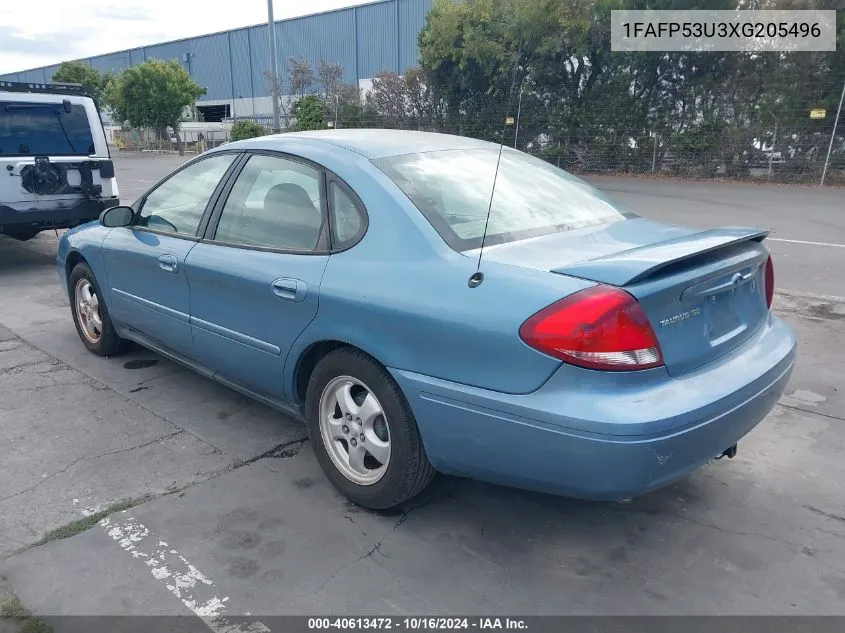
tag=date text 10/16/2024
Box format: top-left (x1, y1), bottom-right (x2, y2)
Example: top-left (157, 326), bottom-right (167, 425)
top-left (307, 618), bottom-right (528, 630)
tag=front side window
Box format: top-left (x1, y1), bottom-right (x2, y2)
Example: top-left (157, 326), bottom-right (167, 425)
top-left (374, 148), bottom-right (637, 251)
top-left (0, 101), bottom-right (95, 156)
top-left (213, 154), bottom-right (324, 251)
top-left (137, 153), bottom-right (236, 235)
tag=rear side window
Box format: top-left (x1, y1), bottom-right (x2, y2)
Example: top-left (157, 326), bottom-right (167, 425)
top-left (374, 147), bottom-right (636, 252)
top-left (0, 101), bottom-right (95, 156)
top-left (329, 181), bottom-right (364, 248)
top-left (213, 154), bottom-right (324, 251)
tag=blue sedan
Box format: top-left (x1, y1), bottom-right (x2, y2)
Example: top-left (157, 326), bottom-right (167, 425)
top-left (57, 130), bottom-right (797, 509)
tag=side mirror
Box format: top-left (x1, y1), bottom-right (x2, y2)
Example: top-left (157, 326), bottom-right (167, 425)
top-left (100, 205), bottom-right (135, 228)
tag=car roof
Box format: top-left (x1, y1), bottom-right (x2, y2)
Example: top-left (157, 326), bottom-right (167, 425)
top-left (0, 91), bottom-right (95, 106)
top-left (255, 129), bottom-right (496, 160)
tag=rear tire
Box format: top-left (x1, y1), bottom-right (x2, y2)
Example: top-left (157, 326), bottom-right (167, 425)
top-left (4, 229), bottom-right (39, 241)
top-left (306, 348), bottom-right (436, 510)
top-left (69, 262), bottom-right (128, 357)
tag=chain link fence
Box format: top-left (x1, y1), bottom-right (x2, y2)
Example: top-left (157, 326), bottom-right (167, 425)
top-left (109, 86), bottom-right (845, 186)
top-left (111, 128), bottom-right (231, 154)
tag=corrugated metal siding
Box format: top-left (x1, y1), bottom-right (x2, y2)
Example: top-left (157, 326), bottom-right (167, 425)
top-left (398, 0), bottom-right (433, 72)
top-left (229, 29), bottom-right (254, 99)
top-left (43, 64), bottom-right (61, 83)
top-left (89, 53), bottom-right (131, 74)
top-left (277, 9), bottom-right (358, 94)
top-left (356, 1), bottom-right (399, 79)
top-left (143, 41), bottom-right (190, 70)
top-left (2, 0), bottom-right (432, 103)
top-left (18, 69), bottom-right (48, 83)
top-left (190, 33), bottom-right (232, 101)
top-left (248, 24), bottom-right (270, 98)
top-left (129, 48), bottom-right (146, 66)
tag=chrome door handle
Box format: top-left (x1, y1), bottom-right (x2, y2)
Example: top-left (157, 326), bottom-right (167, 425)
top-left (158, 254), bottom-right (178, 273)
top-left (272, 278), bottom-right (306, 302)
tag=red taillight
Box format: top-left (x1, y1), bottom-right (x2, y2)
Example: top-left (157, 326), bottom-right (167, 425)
top-left (519, 285), bottom-right (664, 371)
top-left (764, 254), bottom-right (774, 309)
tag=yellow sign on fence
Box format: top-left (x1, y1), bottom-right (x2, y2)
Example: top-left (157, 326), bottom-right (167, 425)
top-left (810, 108), bottom-right (826, 119)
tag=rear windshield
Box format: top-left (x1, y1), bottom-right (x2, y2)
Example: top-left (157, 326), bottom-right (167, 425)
top-left (374, 147), bottom-right (636, 251)
top-left (0, 101), bottom-right (95, 156)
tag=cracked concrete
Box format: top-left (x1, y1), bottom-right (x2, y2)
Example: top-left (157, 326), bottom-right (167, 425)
top-left (1, 157), bottom-right (845, 620)
top-left (0, 328), bottom-right (235, 558)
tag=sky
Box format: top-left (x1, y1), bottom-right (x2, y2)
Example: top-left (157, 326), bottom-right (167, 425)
top-left (0, 0), bottom-right (361, 74)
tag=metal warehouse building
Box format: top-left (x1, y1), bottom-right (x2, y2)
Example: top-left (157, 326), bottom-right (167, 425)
top-left (0, 0), bottom-right (434, 119)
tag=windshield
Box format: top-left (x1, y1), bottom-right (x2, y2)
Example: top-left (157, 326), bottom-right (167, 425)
top-left (0, 101), bottom-right (95, 156)
top-left (375, 147), bottom-right (637, 251)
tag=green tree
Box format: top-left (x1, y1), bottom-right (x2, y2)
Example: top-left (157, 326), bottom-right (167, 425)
top-left (104, 59), bottom-right (206, 155)
top-left (52, 61), bottom-right (111, 107)
top-left (230, 120), bottom-right (269, 141)
top-left (290, 95), bottom-right (326, 131)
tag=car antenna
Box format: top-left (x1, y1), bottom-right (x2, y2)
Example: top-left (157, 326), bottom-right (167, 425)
top-left (469, 45), bottom-right (523, 290)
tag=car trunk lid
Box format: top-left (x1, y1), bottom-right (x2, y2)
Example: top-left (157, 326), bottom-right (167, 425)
top-left (475, 218), bottom-right (772, 377)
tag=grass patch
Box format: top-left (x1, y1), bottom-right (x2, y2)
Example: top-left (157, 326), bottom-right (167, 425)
top-left (1, 596), bottom-right (29, 619)
top-left (33, 497), bottom-right (147, 546)
top-left (0, 597), bottom-right (52, 633)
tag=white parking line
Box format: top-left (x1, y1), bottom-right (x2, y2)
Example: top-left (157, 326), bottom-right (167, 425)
top-left (90, 510), bottom-right (270, 632)
top-left (768, 238), bottom-right (845, 249)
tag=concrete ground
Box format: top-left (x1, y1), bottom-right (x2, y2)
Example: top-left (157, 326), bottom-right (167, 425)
top-left (1, 153), bottom-right (844, 626)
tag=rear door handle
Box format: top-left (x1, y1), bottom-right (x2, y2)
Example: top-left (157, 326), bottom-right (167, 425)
top-left (158, 254), bottom-right (178, 273)
top-left (272, 278), bottom-right (307, 302)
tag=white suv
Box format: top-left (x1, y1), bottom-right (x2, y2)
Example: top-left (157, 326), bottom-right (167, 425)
top-left (0, 81), bottom-right (119, 241)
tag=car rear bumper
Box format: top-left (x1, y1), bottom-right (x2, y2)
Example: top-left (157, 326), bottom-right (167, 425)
top-left (0, 197), bottom-right (119, 232)
top-left (389, 313), bottom-right (796, 501)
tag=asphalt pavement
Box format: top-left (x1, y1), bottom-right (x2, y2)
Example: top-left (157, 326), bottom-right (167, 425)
top-left (1, 153), bottom-right (843, 627)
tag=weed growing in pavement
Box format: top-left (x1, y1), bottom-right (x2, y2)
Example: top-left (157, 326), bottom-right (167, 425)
top-left (33, 496), bottom-right (148, 546)
top-left (0, 596), bottom-right (52, 633)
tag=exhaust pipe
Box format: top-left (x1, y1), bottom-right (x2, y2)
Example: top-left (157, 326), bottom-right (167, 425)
top-left (716, 444), bottom-right (738, 460)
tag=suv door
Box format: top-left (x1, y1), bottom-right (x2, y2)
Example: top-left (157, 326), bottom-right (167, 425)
top-left (101, 152), bottom-right (238, 356)
top-left (184, 152), bottom-right (330, 401)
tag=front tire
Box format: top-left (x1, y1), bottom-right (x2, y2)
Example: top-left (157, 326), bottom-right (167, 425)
top-left (69, 262), bottom-right (128, 357)
top-left (306, 348), bottom-right (436, 510)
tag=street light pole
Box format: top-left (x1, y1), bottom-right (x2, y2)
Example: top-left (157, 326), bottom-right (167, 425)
top-left (267, 0), bottom-right (282, 134)
top-left (821, 79), bottom-right (845, 187)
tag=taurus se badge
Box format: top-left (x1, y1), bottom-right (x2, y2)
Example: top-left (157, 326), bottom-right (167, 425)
top-left (659, 307), bottom-right (702, 327)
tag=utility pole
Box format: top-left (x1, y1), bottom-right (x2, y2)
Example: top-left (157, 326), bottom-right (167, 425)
top-left (267, 0), bottom-right (282, 133)
top-left (820, 79), bottom-right (845, 187)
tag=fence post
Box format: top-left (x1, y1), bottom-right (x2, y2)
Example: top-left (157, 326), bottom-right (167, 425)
top-left (821, 79), bottom-right (845, 187)
top-left (768, 116), bottom-right (777, 180)
top-left (651, 133), bottom-right (658, 172)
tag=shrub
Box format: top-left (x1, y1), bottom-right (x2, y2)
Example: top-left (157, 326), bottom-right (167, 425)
top-left (230, 120), bottom-right (269, 141)
top-left (291, 95), bottom-right (326, 131)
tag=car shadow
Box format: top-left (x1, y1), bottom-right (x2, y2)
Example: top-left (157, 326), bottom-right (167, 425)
top-left (0, 232), bottom-right (61, 278)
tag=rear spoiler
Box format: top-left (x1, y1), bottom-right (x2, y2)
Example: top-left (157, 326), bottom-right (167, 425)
top-left (551, 227), bottom-right (769, 287)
